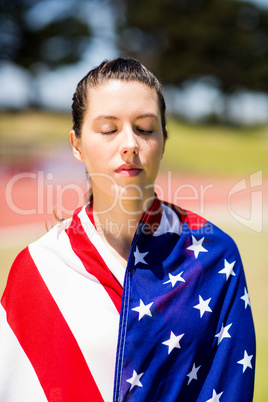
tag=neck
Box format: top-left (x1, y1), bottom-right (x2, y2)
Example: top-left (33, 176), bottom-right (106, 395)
top-left (92, 190), bottom-right (155, 266)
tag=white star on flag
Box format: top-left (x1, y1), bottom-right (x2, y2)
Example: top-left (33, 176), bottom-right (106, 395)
top-left (218, 259), bottom-right (236, 281)
top-left (206, 389), bottom-right (223, 402)
top-left (194, 295), bottom-right (212, 318)
top-left (187, 362), bottom-right (201, 385)
top-left (215, 323), bottom-right (232, 345)
top-left (241, 287), bottom-right (251, 309)
top-left (237, 350), bottom-right (253, 373)
top-left (162, 331), bottom-right (184, 354)
top-left (134, 246), bottom-right (149, 266)
top-left (163, 271), bottom-right (186, 287)
top-left (132, 299), bottom-right (154, 321)
top-left (126, 370), bottom-right (144, 390)
top-left (187, 236), bottom-right (208, 258)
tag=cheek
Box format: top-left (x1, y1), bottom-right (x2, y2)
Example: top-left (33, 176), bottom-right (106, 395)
top-left (81, 138), bottom-right (101, 161)
top-left (148, 138), bottom-right (164, 162)
top-left (82, 142), bottom-right (114, 173)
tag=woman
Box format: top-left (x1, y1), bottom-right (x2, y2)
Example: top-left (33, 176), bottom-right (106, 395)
top-left (0, 58), bottom-right (255, 401)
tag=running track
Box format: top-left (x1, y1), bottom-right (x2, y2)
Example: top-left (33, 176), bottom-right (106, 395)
top-left (1, 168), bottom-right (267, 234)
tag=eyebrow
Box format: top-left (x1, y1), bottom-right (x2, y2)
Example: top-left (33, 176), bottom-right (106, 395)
top-left (135, 113), bottom-right (158, 120)
top-left (92, 113), bottom-right (158, 123)
top-left (92, 115), bottom-right (119, 122)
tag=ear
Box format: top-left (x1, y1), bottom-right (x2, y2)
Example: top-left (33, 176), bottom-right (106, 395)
top-left (70, 130), bottom-right (84, 162)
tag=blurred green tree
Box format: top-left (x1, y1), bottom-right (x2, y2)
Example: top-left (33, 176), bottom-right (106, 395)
top-left (112, 0), bottom-right (268, 117)
top-left (0, 0), bottom-right (92, 107)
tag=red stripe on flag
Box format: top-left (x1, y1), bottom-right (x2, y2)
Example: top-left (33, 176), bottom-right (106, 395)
top-left (66, 209), bottom-right (123, 313)
top-left (1, 248), bottom-right (104, 402)
top-left (140, 196), bottom-right (163, 234)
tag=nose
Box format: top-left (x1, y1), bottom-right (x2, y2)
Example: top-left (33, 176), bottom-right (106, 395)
top-left (120, 128), bottom-right (139, 157)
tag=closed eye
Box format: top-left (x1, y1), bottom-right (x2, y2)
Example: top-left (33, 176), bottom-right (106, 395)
top-left (137, 128), bottom-right (153, 134)
top-left (101, 130), bottom-right (117, 135)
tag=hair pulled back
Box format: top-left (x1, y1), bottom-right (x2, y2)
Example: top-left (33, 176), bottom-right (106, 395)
top-left (71, 57), bottom-right (167, 140)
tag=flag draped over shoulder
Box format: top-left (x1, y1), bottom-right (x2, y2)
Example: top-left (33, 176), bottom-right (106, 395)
top-left (0, 197), bottom-right (255, 402)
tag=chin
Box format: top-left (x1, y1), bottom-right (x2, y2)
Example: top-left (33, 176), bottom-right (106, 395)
top-left (115, 184), bottom-right (144, 201)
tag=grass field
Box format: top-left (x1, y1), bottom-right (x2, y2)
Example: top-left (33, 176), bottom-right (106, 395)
top-left (231, 229), bottom-right (268, 402)
top-left (0, 110), bottom-right (267, 400)
top-left (1, 110), bottom-right (268, 174)
top-left (163, 117), bottom-right (268, 175)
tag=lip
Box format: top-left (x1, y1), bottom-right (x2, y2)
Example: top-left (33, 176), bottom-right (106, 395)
top-left (115, 163), bottom-right (143, 177)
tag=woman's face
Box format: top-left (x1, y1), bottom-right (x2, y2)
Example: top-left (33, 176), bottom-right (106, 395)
top-left (71, 79), bottom-right (165, 206)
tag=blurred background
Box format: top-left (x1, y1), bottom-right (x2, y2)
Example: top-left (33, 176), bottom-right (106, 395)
top-left (0, 0), bottom-right (267, 400)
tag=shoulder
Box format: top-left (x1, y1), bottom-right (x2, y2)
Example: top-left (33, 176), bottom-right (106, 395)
top-left (1, 247), bottom-right (33, 306)
top-left (4, 214), bottom-right (75, 283)
top-left (6, 247), bottom-right (34, 281)
top-left (1, 211), bottom-right (78, 306)
top-left (4, 204), bottom-right (88, 279)
top-left (162, 201), bottom-right (240, 256)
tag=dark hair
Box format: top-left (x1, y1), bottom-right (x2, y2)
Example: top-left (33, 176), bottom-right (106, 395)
top-left (71, 57), bottom-right (168, 139)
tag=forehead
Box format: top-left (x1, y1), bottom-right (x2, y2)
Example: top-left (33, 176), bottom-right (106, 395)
top-left (85, 79), bottom-right (159, 117)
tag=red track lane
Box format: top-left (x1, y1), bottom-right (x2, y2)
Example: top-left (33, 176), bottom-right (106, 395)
top-left (1, 170), bottom-right (267, 229)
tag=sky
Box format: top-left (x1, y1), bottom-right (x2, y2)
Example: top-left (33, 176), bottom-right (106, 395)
top-left (240, 0), bottom-right (268, 8)
top-left (0, 1), bottom-right (117, 110)
top-left (0, 0), bottom-right (268, 124)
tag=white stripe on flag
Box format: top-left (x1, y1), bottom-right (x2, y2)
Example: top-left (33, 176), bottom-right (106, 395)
top-left (29, 225), bottom-right (120, 402)
top-left (0, 304), bottom-right (47, 402)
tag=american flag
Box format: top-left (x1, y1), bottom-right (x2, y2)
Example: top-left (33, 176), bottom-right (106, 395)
top-left (0, 197), bottom-right (255, 401)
